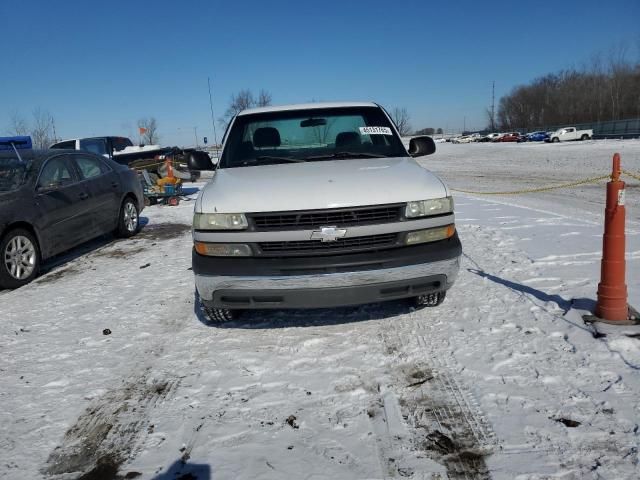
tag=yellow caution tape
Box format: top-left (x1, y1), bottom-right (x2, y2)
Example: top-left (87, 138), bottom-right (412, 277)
top-left (450, 174), bottom-right (610, 195)
top-left (131, 161), bottom-right (170, 170)
top-left (130, 160), bottom-right (188, 171)
top-left (623, 169), bottom-right (640, 182)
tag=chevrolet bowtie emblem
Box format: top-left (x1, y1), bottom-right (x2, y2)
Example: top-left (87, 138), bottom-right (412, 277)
top-left (310, 226), bottom-right (347, 242)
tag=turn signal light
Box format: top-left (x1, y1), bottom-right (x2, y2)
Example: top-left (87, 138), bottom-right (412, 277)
top-left (405, 225), bottom-right (455, 245)
top-left (194, 242), bottom-right (252, 257)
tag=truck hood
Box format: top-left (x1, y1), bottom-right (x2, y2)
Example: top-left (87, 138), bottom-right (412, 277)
top-left (196, 157), bottom-right (448, 213)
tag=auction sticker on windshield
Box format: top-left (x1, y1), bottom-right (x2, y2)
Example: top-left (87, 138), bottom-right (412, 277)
top-left (359, 126), bottom-right (392, 135)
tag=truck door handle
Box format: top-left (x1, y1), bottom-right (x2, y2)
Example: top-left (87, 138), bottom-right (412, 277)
top-left (79, 192), bottom-right (89, 200)
top-left (111, 182), bottom-right (119, 188)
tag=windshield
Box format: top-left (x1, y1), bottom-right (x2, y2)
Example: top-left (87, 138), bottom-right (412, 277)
top-left (0, 157), bottom-right (30, 192)
top-left (219, 106), bottom-right (408, 168)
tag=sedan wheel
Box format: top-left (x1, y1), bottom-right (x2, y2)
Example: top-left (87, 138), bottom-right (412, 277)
top-left (116, 198), bottom-right (140, 238)
top-left (0, 229), bottom-right (40, 288)
top-left (124, 202), bottom-right (138, 232)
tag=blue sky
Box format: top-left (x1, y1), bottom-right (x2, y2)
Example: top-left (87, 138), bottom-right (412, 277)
top-left (2, 0), bottom-right (638, 145)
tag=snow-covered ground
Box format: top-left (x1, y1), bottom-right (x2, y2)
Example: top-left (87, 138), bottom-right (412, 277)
top-left (1, 141), bottom-right (639, 479)
top-left (423, 139), bottom-right (640, 222)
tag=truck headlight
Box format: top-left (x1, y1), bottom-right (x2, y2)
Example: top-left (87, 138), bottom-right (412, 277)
top-left (405, 225), bottom-right (455, 245)
top-left (194, 242), bottom-right (252, 257)
top-left (193, 213), bottom-right (248, 230)
top-left (405, 197), bottom-right (453, 218)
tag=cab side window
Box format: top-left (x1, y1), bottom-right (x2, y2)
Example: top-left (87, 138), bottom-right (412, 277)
top-left (74, 155), bottom-right (109, 180)
top-left (38, 157), bottom-right (75, 189)
top-left (112, 137), bottom-right (133, 152)
top-left (50, 140), bottom-right (76, 150)
top-left (79, 138), bottom-right (108, 156)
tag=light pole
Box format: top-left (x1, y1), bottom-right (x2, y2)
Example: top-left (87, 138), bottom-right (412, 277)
top-left (208, 77), bottom-right (218, 146)
top-left (194, 127), bottom-right (199, 148)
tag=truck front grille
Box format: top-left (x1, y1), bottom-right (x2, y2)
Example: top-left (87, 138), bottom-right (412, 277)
top-left (258, 233), bottom-right (399, 256)
top-left (249, 204), bottom-right (403, 231)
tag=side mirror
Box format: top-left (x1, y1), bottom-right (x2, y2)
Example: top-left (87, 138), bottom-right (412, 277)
top-left (408, 136), bottom-right (436, 157)
top-left (187, 151), bottom-right (215, 171)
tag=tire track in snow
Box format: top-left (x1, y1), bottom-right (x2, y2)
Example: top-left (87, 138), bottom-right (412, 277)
top-left (43, 370), bottom-right (180, 479)
top-left (120, 312), bottom-right (392, 478)
top-left (375, 317), bottom-right (495, 480)
top-left (368, 216), bottom-right (638, 478)
top-left (449, 224), bottom-right (639, 477)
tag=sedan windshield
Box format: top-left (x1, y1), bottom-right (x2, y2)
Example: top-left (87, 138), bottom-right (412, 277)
top-left (219, 106), bottom-right (408, 168)
top-left (0, 157), bottom-right (29, 192)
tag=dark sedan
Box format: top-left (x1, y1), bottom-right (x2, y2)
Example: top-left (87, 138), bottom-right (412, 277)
top-left (0, 148), bottom-right (144, 288)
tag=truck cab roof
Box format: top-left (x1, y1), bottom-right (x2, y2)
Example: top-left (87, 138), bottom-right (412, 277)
top-left (238, 101), bottom-right (379, 116)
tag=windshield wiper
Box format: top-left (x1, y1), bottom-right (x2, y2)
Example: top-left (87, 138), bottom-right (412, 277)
top-left (254, 155), bottom-right (306, 163)
top-left (303, 152), bottom-right (391, 161)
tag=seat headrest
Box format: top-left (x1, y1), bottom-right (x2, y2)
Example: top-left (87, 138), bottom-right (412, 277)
top-left (335, 131), bottom-right (361, 148)
top-left (253, 127), bottom-right (281, 148)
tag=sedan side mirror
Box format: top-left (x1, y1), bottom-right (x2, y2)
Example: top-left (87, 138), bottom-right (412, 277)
top-left (187, 151), bottom-right (215, 171)
top-left (408, 136), bottom-right (436, 157)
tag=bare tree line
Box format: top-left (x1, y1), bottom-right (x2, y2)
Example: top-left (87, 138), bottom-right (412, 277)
top-left (7, 109), bottom-right (58, 149)
top-left (6, 110), bottom-right (162, 147)
top-left (138, 117), bottom-right (159, 144)
top-left (220, 89), bottom-right (272, 129)
top-left (391, 107), bottom-right (412, 136)
top-left (415, 127), bottom-right (444, 135)
top-left (495, 50), bottom-right (640, 130)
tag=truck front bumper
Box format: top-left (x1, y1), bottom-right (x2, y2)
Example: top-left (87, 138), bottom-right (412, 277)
top-left (196, 257), bottom-right (459, 309)
top-left (194, 234), bottom-right (461, 309)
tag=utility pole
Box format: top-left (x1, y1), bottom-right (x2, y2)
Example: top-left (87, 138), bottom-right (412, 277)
top-left (194, 126), bottom-right (199, 148)
top-left (491, 80), bottom-right (495, 131)
top-left (208, 77), bottom-right (218, 146)
top-left (463, 116), bottom-right (466, 133)
top-left (52, 117), bottom-right (58, 143)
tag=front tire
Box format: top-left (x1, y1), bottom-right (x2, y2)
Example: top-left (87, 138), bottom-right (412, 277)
top-left (413, 291), bottom-right (446, 308)
top-left (0, 229), bottom-right (40, 289)
top-left (203, 306), bottom-right (238, 323)
top-left (551, 137), bottom-right (559, 143)
top-left (116, 197), bottom-right (140, 238)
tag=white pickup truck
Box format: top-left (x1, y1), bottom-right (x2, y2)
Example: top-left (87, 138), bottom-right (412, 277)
top-left (548, 127), bottom-right (593, 142)
top-left (187, 102), bottom-right (461, 322)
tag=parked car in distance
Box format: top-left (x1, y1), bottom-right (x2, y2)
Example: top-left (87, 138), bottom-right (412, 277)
top-left (491, 133), bottom-right (508, 142)
top-left (548, 127), bottom-right (593, 142)
top-left (479, 133), bottom-right (501, 142)
top-left (526, 131), bottom-right (550, 142)
top-left (0, 141), bottom-right (144, 288)
top-left (468, 133), bottom-right (482, 142)
top-left (452, 135), bottom-right (473, 144)
top-left (188, 102), bottom-right (462, 322)
top-left (497, 132), bottom-right (521, 142)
